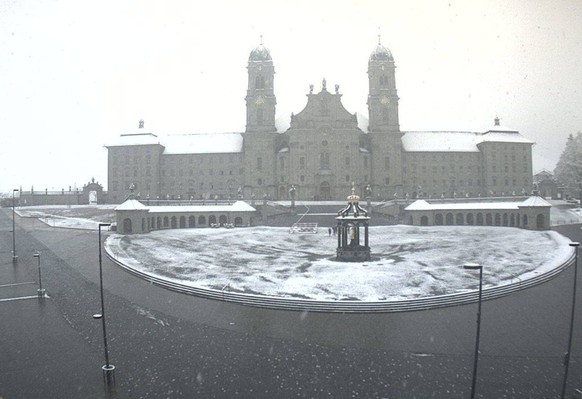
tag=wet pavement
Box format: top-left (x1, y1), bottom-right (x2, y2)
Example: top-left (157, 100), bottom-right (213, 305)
top-left (0, 210), bottom-right (581, 398)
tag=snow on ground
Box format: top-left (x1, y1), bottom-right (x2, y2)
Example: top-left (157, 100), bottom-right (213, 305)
top-left (105, 225), bottom-right (573, 302)
top-left (550, 205), bottom-right (582, 225)
top-left (15, 205), bottom-right (116, 230)
top-left (14, 201), bottom-right (582, 230)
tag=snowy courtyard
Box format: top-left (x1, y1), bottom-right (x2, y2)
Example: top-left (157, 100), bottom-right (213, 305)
top-left (12, 204), bottom-right (576, 302)
top-left (105, 225), bottom-right (573, 301)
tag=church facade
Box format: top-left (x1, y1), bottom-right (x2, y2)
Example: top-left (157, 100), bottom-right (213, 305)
top-left (106, 41), bottom-right (533, 203)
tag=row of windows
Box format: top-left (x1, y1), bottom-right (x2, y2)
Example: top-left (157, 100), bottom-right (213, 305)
top-left (490, 164), bottom-right (529, 173)
top-left (162, 155), bottom-right (239, 166)
top-left (490, 177), bottom-right (530, 186)
top-left (405, 165), bottom-right (482, 174)
top-left (161, 169), bottom-right (242, 177)
top-left (278, 155), bottom-right (379, 171)
top-left (112, 168), bottom-right (245, 178)
top-left (414, 212), bottom-right (539, 228)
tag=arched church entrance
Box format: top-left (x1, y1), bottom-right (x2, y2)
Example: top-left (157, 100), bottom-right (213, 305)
top-left (319, 182), bottom-right (331, 201)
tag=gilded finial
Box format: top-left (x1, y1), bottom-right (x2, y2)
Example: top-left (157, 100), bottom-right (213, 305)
top-left (347, 182), bottom-right (360, 204)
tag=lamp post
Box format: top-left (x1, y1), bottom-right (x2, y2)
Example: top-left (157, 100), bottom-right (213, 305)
top-left (33, 252), bottom-right (46, 298)
top-left (561, 242), bottom-right (580, 399)
top-left (12, 189), bottom-right (18, 262)
top-left (464, 263), bottom-right (483, 399)
top-left (93, 223), bottom-right (115, 383)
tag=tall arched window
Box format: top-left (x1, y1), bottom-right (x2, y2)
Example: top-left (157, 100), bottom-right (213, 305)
top-left (486, 213), bottom-right (493, 226)
top-left (456, 213), bottom-right (464, 225)
top-left (320, 153), bottom-right (329, 169)
top-left (255, 75), bottom-right (264, 89)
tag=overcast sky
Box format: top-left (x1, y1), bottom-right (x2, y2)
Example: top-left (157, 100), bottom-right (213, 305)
top-left (1, 0), bottom-right (581, 193)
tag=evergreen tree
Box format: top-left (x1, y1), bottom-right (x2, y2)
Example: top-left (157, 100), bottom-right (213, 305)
top-left (554, 132), bottom-right (582, 199)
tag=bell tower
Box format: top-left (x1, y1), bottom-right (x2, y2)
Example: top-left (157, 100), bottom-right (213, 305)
top-left (245, 38), bottom-right (276, 133)
top-left (367, 36), bottom-right (399, 133)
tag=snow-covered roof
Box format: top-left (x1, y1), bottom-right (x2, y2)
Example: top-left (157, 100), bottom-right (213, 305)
top-left (402, 130), bottom-right (533, 153)
top-left (406, 200), bottom-right (520, 211)
top-left (519, 196), bottom-right (552, 207)
top-left (116, 199), bottom-right (148, 211)
top-left (148, 201), bottom-right (255, 214)
top-left (486, 123), bottom-right (518, 133)
top-left (162, 133), bottom-right (244, 154)
top-left (107, 133), bottom-right (161, 147)
top-left (402, 131), bottom-right (481, 152)
top-left (107, 132), bottom-right (244, 154)
top-left (479, 132), bottom-right (534, 145)
top-left (405, 196), bottom-right (552, 211)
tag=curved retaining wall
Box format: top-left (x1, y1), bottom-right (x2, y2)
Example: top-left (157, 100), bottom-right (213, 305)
top-left (105, 247), bottom-right (575, 313)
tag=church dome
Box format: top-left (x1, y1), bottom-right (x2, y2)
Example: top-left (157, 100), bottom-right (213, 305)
top-left (249, 44), bottom-right (272, 62)
top-left (369, 43), bottom-right (393, 62)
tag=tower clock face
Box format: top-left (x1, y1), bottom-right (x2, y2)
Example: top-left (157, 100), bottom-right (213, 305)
top-left (255, 95), bottom-right (265, 105)
top-left (380, 95), bottom-right (390, 105)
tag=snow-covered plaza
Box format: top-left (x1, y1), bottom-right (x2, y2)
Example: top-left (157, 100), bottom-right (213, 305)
top-left (14, 204), bottom-right (577, 302)
top-left (104, 225), bottom-right (573, 301)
